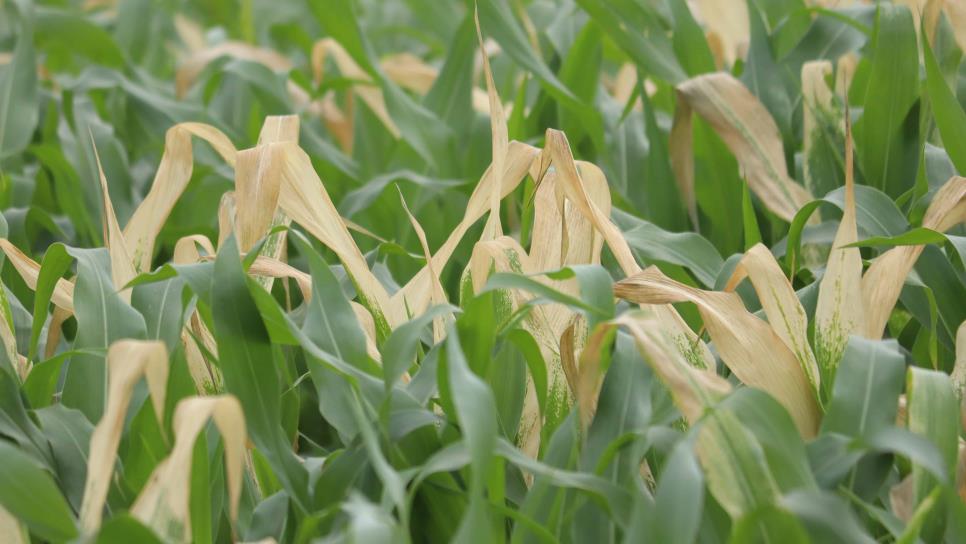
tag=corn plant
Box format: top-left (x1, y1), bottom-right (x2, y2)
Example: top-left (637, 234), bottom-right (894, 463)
top-left (0, 0), bottom-right (964, 543)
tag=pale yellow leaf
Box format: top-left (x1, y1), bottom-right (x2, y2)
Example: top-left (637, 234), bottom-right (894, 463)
top-left (0, 239), bottom-right (74, 312)
top-left (672, 73), bottom-right (813, 222)
top-left (80, 340), bottom-right (169, 531)
top-left (615, 267), bottom-right (821, 437)
top-left (861, 176), bottom-right (966, 339)
top-left (123, 123), bottom-right (237, 272)
top-left (91, 137), bottom-right (137, 302)
top-left (725, 243), bottom-right (820, 392)
top-left (616, 311), bottom-right (731, 423)
top-left (815, 117), bottom-right (864, 377)
top-left (131, 395), bottom-right (246, 542)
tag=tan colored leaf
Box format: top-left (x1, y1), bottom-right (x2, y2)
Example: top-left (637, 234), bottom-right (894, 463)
top-left (123, 123), bottom-right (237, 272)
top-left (954, 322), bottom-right (966, 432)
top-left (0, 506), bottom-right (27, 544)
top-left (946, 0), bottom-right (966, 53)
top-left (475, 7), bottom-right (508, 240)
top-left (861, 176), bottom-right (966, 339)
top-left (890, 474), bottom-right (915, 522)
top-left (0, 278), bottom-right (22, 377)
top-left (615, 311), bottom-right (731, 423)
top-left (615, 267), bottom-right (821, 437)
top-left (234, 144), bottom-right (284, 253)
top-left (80, 340), bottom-right (169, 531)
top-left (91, 138), bottom-right (137, 302)
top-left (311, 38), bottom-right (400, 138)
top-left (0, 239), bottom-right (74, 311)
top-left (397, 190), bottom-right (448, 342)
top-left (131, 395), bottom-right (246, 542)
top-left (275, 142), bottom-right (394, 335)
top-left (815, 116), bottom-right (864, 379)
top-left (391, 140), bottom-right (540, 321)
top-left (173, 234), bottom-right (215, 265)
top-left (176, 42), bottom-right (291, 97)
top-left (671, 73), bottom-right (813, 222)
top-left (725, 243), bottom-right (820, 392)
top-left (693, 0), bottom-right (749, 67)
top-left (217, 191), bottom-right (236, 250)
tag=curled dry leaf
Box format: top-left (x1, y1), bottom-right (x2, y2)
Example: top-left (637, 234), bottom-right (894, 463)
top-left (391, 140), bottom-right (540, 321)
top-left (131, 395), bottom-right (246, 543)
top-left (670, 72), bottom-right (813, 223)
top-left (123, 123), bottom-right (236, 273)
top-left (80, 340), bottom-right (169, 532)
top-left (397, 190), bottom-right (448, 342)
top-left (692, 0), bottom-right (749, 67)
top-left (274, 142), bottom-right (394, 336)
top-left (860, 176), bottom-right (966, 339)
top-left (615, 266), bottom-right (821, 437)
top-left (725, 243), bottom-right (820, 392)
top-left (91, 138), bottom-right (136, 302)
top-left (311, 38), bottom-right (400, 138)
top-left (615, 311), bottom-right (731, 423)
top-left (475, 6), bottom-right (508, 240)
top-left (0, 506), bottom-right (27, 544)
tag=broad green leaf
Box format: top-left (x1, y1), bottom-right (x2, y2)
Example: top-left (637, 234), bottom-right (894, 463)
top-left (62, 248), bottom-right (146, 422)
top-left (855, 4), bottom-right (920, 197)
top-left (923, 31), bottom-right (966, 174)
top-left (821, 337), bottom-right (905, 438)
top-left (211, 237), bottom-right (309, 511)
top-left (0, 2), bottom-right (38, 160)
top-left (905, 368), bottom-right (958, 506)
top-left (0, 441), bottom-right (77, 542)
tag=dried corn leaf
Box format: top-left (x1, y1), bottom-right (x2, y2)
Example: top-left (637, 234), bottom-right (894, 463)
top-left (176, 41), bottom-right (291, 97)
top-left (131, 395), bottom-right (246, 542)
top-left (693, 0), bottom-right (749, 67)
top-left (860, 176), bottom-right (966, 339)
top-left (275, 142), bottom-right (394, 334)
top-left (616, 311), bottom-right (731, 423)
top-left (392, 140), bottom-right (540, 320)
top-left (815, 119), bottom-right (864, 380)
top-left (80, 340), bottom-right (169, 531)
top-left (398, 190), bottom-right (448, 342)
top-left (0, 506), bottom-right (27, 544)
top-left (234, 145), bottom-right (284, 252)
top-left (615, 267), bottom-right (820, 437)
top-left (475, 7), bottom-right (508, 240)
top-left (311, 38), bottom-right (400, 137)
top-left (173, 235), bottom-right (215, 265)
top-left (954, 322), bottom-right (966, 432)
top-left (92, 139), bottom-right (136, 302)
top-left (671, 73), bottom-right (813, 222)
top-left (725, 243), bottom-right (820, 392)
top-left (123, 123), bottom-right (237, 272)
top-left (0, 239), bottom-right (74, 311)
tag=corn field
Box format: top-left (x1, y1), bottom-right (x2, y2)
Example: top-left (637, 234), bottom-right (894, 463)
top-left (0, 0), bottom-right (965, 542)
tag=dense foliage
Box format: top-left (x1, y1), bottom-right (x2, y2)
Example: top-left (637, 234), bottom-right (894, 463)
top-left (0, 0), bottom-right (964, 542)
